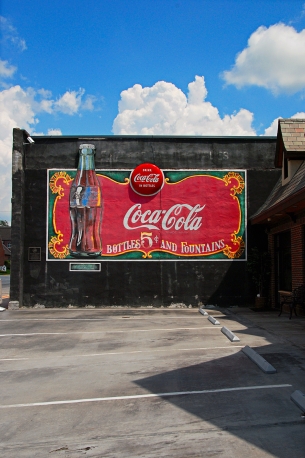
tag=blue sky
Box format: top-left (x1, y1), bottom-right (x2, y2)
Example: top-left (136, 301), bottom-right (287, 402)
top-left (1, 0), bottom-right (305, 223)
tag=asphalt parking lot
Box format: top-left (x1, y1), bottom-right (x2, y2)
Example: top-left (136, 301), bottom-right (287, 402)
top-left (0, 307), bottom-right (305, 457)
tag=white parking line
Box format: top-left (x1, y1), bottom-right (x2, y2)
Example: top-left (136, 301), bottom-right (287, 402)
top-left (0, 345), bottom-right (244, 361)
top-left (0, 384), bottom-right (291, 408)
top-left (0, 326), bottom-right (219, 337)
top-left (0, 316), bottom-right (204, 321)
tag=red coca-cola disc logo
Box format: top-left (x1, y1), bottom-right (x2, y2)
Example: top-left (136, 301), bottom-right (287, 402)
top-left (130, 163), bottom-right (164, 196)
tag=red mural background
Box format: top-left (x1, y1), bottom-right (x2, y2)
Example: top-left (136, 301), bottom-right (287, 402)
top-left (48, 171), bottom-right (245, 260)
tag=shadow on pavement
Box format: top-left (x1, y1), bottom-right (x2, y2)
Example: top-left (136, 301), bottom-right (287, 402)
top-left (134, 345), bottom-right (305, 457)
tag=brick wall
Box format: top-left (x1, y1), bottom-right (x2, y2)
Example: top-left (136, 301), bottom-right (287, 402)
top-left (269, 216), bottom-right (305, 309)
top-left (291, 225), bottom-right (304, 289)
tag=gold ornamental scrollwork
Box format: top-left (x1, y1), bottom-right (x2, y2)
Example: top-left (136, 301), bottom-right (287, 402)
top-left (141, 250), bottom-right (153, 259)
top-left (49, 171), bottom-right (73, 197)
top-left (48, 232), bottom-right (70, 259)
top-left (223, 172), bottom-right (245, 197)
top-left (223, 232), bottom-right (245, 259)
top-left (49, 171), bottom-right (73, 259)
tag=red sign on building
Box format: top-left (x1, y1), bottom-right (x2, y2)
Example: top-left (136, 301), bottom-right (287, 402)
top-left (130, 163), bottom-right (164, 196)
top-left (47, 168), bottom-right (246, 261)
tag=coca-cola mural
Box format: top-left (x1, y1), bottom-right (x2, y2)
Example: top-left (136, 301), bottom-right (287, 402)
top-left (47, 158), bottom-right (246, 261)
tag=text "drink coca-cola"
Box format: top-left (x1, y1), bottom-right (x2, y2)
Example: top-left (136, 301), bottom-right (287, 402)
top-left (130, 162), bottom-right (164, 196)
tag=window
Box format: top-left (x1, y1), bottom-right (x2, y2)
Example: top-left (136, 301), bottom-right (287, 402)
top-left (275, 231), bottom-right (292, 291)
top-left (283, 156), bottom-right (288, 179)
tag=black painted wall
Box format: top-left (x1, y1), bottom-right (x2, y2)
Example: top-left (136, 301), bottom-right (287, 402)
top-left (11, 130), bottom-right (280, 307)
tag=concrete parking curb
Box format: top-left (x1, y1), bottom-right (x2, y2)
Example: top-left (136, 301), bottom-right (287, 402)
top-left (221, 326), bottom-right (240, 342)
top-left (8, 301), bottom-right (19, 310)
top-left (199, 308), bottom-right (208, 316)
top-left (208, 316), bottom-right (220, 325)
top-left (290, 390), bottom-right (305, 414)
top-left (242, 345), bottom-right (276, 374)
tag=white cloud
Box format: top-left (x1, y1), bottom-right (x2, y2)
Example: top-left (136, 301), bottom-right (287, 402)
top-left (54, 89), bottom-right (85, 115)
top-left (0, 16), bottom-right (27, 51)
top-left (0, 85), bottom-right (37, 162)
top-left (47, 128), bottom-right (62, 135)
top-left (0, 59), bottom-right (16, 78)
top-left (38, 99), bottom-right (54, 114)
top-left (113, 76), bottom-right (256, 136)
top-left (30, 87), bottom-right (94, 115)
top-left (264, 118), bottom-right (280, 136)
top-left (0, 82), bottom-right (93, 220)
top-left (264, 112), bottom-right (305, 135)
top-left (0, 85), bottom-right (37, 216)
top-left (292, 111), bottom-right (305, 118)
top-left (37, 88), bottom-right (52, 98)
top-left (222, 23), bottom-right (305, 94)
top-left (46, 89), bottom-right (96, 115)
top-left (82, 95), bottom-right (97, 111)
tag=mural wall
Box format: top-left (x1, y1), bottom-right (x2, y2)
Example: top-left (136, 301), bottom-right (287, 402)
top-left (12, 130), bottom-right (280, 307)
top-left (47, 145), bottom-right (246, 261)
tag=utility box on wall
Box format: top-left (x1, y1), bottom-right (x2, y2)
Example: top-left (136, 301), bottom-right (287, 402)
top-left (11, 129), bottom-right (280, 308)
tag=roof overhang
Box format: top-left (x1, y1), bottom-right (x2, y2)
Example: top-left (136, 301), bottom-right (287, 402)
top-left (251, 187), bottom-right (305, 225)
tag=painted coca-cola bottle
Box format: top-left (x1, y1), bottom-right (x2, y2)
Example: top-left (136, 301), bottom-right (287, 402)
top-left (69, 144), bottom-right (102, 257)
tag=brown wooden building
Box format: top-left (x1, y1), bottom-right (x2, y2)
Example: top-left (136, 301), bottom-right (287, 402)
top-left (251, 119), bottom-right (305, 312)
